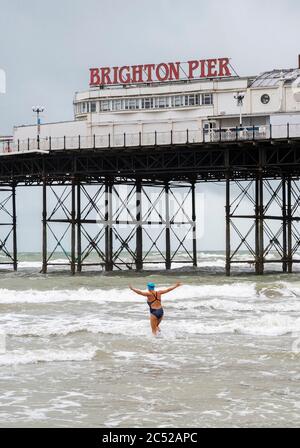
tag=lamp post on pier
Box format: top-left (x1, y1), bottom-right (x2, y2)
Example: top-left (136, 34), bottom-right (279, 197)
top-left (32, 106), bottom-right (44, 149)
top-left (234, 92), bottom-right (245, 127)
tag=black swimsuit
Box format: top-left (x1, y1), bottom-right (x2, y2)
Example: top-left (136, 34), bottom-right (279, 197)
top-left (147, 292), bottom-right (164, 320)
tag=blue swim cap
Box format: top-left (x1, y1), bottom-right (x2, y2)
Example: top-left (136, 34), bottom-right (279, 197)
top-left (147, 282), bottom-right (155, 290)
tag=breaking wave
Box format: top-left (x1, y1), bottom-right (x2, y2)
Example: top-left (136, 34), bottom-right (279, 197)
top-left (0, 345), bottom-right (98, 366)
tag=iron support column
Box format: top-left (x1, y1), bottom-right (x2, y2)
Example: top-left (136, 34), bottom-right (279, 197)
top-left (42, 178), bottom-right (47, 274)
top-left (191, 181), bottom-right (197, 268)
top-left (136, 179), bottom-right (143, 271)
top-left (165, 182), bottom-right (171, 270)
top-left (258, 175), bottom-right (264, 275)
top-left (282, 176), bottom-right (287, 273)
top-left (287, 177), bottom-right (293, 273)
top-left (255, 177), bottom-right (260, 275)
top-left (225, 175), bottom-right (231, 276)
top-left (12, 183), bottom-right (17, 271)
top-left (77, 181), bottom-right (82, 272)
top-left (105, 180), bottom-right (113, 271)
top-left (71, 178), bottom-right (76, 275)
top-left (255, 176), bottom-right (264, 275)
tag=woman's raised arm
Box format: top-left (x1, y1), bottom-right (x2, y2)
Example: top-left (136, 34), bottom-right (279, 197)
top-left (129, 285), bottom-right (149, 297)
top-left (159, 282), bottom-right (182, 295)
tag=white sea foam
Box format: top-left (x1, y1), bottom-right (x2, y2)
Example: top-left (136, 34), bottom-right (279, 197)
top-left (0, 281), bottom-right (297, 307)
top-left (3, 312), bottom-right (300, 338)
top-left (3, 250), bottom-right (300, 274)
top-left (0, 283), bottom-right (257, 304)
top-left (18, 261), bottom-right (42, 269)
top-left (0, 280), bottom-right (299, 339)
top-left (0, 345), bottom-right (98, 366)
top-left (3, 316), bottom-right (149, 338)
top-left (170, 297), bottom-right (300, 313)
top-left (177, 314), bottom-right (300, 337)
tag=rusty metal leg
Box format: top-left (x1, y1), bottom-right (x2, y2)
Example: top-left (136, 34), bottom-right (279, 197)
top-left (77, 180), bottom-right (82, 272)
top-left (71, 178), bottom-right (76, 275)
top-left (255, 177), bottom-right (260, 275)
top-left (0, 184), bottom-right (19, 271)
top-left (136, 179), bottom-right (143, 271)
top-left (282, 176), bottom-right (287, 273)
top-left (259, 176), bottom-right (264, 275)
top-left (12, 183), bottom-right (17, 271)
top-left (287, 177), bottom-right (293, 273)
top-left (105, 180), bottom-right (113, 271)
top-left (191, 181), bottom-right (197, 268)
top-left (225, 175), bottom-right (231, 276)
top-left (255, 175), bottom-right (264, 275)
top-left (42, 178), bottom-right (47, 274)
top-left (165, 182), bottom-right (171, 270)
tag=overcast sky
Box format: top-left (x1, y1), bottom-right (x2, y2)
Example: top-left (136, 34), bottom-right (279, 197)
top-left (1, 0), bottom-right (299, 134)
top-left (0, 0), bottom-right (299, 252)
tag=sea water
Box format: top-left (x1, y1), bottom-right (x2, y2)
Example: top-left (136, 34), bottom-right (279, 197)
top-left (0, 251), bottom-right (299, 428)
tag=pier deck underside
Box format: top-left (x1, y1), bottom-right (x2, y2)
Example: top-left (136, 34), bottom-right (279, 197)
top-left (1, 138), bottom-right (300, 274)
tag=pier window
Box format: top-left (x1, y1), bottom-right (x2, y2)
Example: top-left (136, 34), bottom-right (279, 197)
top-left (124, 98), bottom-right (139, 110)
top-left (155, 96), bottom-right (169, 108)
top-left (201, 93), bottom-right (213, 105)
top-left (90, 101), bottom-right (97, 113)
top-left (172, 95), bottom-right (184, 107)
top-left (141, 97), bottom-right (154, 109)
top-left (79, 91), bottom-right (214, 115)
top-left (185, 94), bottom-right (200, 106)
top-left (100, 100), bottom-right (111, 111)
top-left (112, 99), bottom-right (122, 111)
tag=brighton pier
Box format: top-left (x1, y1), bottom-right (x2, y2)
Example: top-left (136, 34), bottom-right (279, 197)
top-left (2, 56), bottom-right (300, 275)
top-left (89, 58), bottom-right (232, 86)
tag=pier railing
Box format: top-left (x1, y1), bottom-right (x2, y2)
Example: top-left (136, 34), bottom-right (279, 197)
top-left (1, 123), bottom-right (300, 154)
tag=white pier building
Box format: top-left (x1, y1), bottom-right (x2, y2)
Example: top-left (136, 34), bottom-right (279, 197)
top-left (9, 57), bottom-right (300, 150)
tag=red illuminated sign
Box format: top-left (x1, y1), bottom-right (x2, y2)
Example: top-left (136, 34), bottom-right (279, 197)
top-left (89, 58), bottom-right (232, 86)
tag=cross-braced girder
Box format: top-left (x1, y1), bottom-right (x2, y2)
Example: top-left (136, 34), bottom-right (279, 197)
top-left (77, 183), bottom-right (106, 271)
top-left (225, 176), bottom-right (300, 275)
top-left (0, 184), bottom-right (17, 270)
top-left (42, 179), bottom-right (76, 273)
top-left (40, 178), bottom-right (197, 273)
top-left (140, 182), bottom-right (197, 270)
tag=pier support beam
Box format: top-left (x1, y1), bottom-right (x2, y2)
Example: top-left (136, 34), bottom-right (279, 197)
top-left (37, 179), bottom-right (200, 274)
top-left (142, 182), bottom-right (196, 270)
top-left (42, 178), bottom-right (47, 274)
top-left (287, 177), bottom-right (293, 273)
top-left (71, 178), bottom-right (76, 275)
top-left (282, 176), bottom-right (287, 273)
top-left (191, 181), bottom-right (197, 268)
top-left (41, 182), bottom-right (79, 273)
top-left (136, 178), bottom-right (143, 271)
top-left (0, 183), bottom-right (18, 271)
top-left (77, 180), bottom-right (82, 272)
top-left (12, 183), bottom-right (17, 271)
top-left (225, 175), bottom-right (231, 276)
top-left (165, 182), bottom-right (171, 270)
top-left (75, 183), bottom-right (106, 271)
top-left (255, 175), bottom-right (264, 275)
top-left (105, 180), bottom-right (113, 272)
top-left (226, 177), bottom-right (289, 275)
